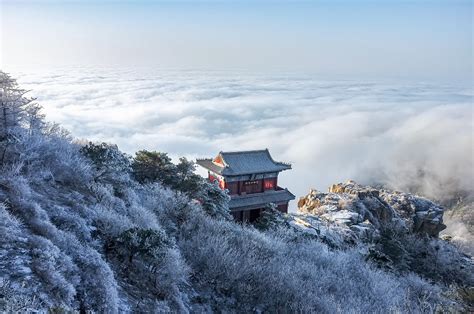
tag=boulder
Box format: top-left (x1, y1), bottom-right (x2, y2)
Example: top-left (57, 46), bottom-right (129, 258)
top-left (297, 197), bottom-right (306, 208)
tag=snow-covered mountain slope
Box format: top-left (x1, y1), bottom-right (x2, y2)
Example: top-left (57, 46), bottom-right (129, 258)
top-left (0, 71), bottom-right (472, 312)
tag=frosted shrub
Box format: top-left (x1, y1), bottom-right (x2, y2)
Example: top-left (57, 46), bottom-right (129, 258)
top-left (197, 180), bottom-right (232, 220)
top-left (0, 280), bottom-right (43, 312)
top-left (176, 207), bottom-right (446, 312)
top-left (107, 227), bottom-right (189, 311)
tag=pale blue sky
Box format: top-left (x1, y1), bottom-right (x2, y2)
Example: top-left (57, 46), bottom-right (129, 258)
top-left (1, 0), bottom-right (472, 81)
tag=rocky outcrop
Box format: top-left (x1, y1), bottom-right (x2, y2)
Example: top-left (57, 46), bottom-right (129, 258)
top-left (297, 180), bottom-right (446, 240)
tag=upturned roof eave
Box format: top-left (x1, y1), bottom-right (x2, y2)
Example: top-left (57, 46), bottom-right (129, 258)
top-left (195, 158), bottom-right (225, 175)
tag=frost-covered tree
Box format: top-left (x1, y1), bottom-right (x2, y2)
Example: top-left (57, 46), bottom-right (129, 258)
top-left (254, 203), bottom-right (287, 230)
top-left (0, 72), bottom-right (29, 138)
top-left (175, 157), bottom-right (201, 196)
top-left (132, 150), bottom-right (176, 185)
top-left (80, 141), bottom-right (131, 184)
top-left (25, 103), bottom-right (46, 134)
top-left (0, 72), bottom-right (37, 163)
top-left (107, 227), bottom-right (188, 310)
top-left (132, 151), bottom-right (201, 195)
top-left (196, 180), bottom-right (232, 220)
top-left (111, 227), bottom-right (172, 264)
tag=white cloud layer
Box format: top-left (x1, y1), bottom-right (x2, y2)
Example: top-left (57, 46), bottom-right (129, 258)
top-left (9, 67), bottom-right (474, 205)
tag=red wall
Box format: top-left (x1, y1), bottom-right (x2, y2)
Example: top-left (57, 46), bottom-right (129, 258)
top-left (209, 175), bottom-right (279, 196)
top-left (225, 181), bottom-right (239, 195)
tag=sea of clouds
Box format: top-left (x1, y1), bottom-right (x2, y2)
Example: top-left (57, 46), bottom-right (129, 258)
top-left (8, 67), bottom-right (473, 206)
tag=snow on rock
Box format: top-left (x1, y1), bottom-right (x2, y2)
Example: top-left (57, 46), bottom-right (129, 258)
top-left (297, 180), bottom-right (447, 241)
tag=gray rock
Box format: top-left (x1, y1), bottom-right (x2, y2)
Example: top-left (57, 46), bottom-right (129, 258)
top-left (298, 180), bottom-right (446, 240)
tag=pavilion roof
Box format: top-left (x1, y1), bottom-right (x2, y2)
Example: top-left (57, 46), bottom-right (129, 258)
top-left (196, 149), bottom-right (291, 176)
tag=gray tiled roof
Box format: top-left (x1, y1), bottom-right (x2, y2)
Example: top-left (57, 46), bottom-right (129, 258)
top-left (229, 189), bottom-right (295, 210)
top-left (196, 149), bottom-right (291, 176)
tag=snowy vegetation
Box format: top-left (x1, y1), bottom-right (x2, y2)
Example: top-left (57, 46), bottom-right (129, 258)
top-left (0, 71), bottom-right (472, 312)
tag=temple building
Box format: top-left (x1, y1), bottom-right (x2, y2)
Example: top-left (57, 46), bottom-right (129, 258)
top-left (196, 149), bottom-right (295, 222)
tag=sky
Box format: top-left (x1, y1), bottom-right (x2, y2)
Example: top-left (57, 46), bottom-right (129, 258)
top-left (0, 0), bottom-right (473, 205)
top-left (1, 0), bottom-right (473, 81)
